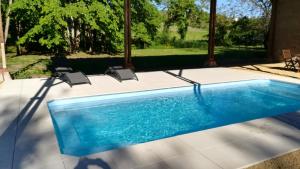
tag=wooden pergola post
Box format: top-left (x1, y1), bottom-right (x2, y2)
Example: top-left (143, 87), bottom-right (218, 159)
top-left (267, 0), bottom-right (277, 62)
top-left (207, 0), bottom-right (217, 67)
top-left (124, 0), bottom-right (133, 68)
top-left (0, 1), bottom-right (6, 69)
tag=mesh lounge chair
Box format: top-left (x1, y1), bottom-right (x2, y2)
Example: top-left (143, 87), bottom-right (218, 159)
top-left (105, 66), bottom-right (138, 82)
top-left (55, 67), bottom-right (91, 87)
top-left (282, 49), bottom-right (299, 71)
top-left (62, 72), bottom-right (91, 87)
top-left (55, 67), bottom-right (73, 77)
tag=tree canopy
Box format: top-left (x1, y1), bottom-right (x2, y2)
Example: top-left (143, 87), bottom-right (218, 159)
top-left (0, 0), bottom-right (272, 55)
top-left (163, 0), bottom-right (195, 40)
top-left (8, 0), bottom-right (161, 54)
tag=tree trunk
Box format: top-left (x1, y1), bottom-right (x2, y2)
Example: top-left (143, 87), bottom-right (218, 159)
top-left (82, 23), bottom-right (87, 51)
top-left (66, 25), bottom-right (72, 54)
top-left (4, 0), bottom-right (13, 43)
top-left (15, 20), bottom-right (21, 55)
top-left (68, 17), bottom-right (75, 53)
top-left (74, 19), bottom-right (80, 53)
top-left (71, 21), bottom-right (75, 52)
top-left (0, 0), bottom-right (7, 68)
top-left (88, 28), bottom-right (93, 53)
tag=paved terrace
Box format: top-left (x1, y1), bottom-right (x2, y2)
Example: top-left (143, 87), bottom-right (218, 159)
top-left (1, 68), bottom-right (300, 169)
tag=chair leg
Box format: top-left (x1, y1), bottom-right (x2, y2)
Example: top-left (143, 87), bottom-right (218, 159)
top-left (284, 61), bottom-right (289, 69)
top-left (285, 60), bottom-right (297, 71)
top-left (292, 62), bottom-right (297, 71)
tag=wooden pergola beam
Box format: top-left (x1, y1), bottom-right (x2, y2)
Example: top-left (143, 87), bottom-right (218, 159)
top-left (207, 0), bottom-right (217, 67)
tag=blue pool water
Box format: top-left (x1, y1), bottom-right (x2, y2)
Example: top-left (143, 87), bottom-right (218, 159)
top-left (48, 79), bottom-right (300, 156)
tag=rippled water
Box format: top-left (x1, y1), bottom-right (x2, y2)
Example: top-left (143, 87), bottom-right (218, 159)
top-left (48, 80), bottom-right (300, 156)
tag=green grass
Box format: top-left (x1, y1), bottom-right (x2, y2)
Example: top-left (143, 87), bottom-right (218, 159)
top-left (132, 48), bottom-right (208, 56)
top-left (7, 55), bottom-right (52, 79)
top-left (132, 47), bottom-right (262, 56)
top-left (151, 26), bottom-right (208, 49)
top-left (185, 27), bottom-right (208, 41)
top-left (168, 26), bottom-right (208, 41)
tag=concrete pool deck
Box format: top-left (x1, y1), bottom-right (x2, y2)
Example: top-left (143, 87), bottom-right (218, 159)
top-left (0, 67), bottom-right (300, 169)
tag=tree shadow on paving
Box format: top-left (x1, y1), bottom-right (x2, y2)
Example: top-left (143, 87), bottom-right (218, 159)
top-left (50, 49), bottom-right (268, 75)
top-left (239, 65), bottom-right (300, 79)
top-left (274, 112), bottom-right (300, 130)
top-left (268, 66), bottom-right (296, 72)
top-left (0, 78), bottom-right (67, 169)
top-left (202, 115), bottom-right (300, 168)
top-left (215, 133), bottom-right (292, 167)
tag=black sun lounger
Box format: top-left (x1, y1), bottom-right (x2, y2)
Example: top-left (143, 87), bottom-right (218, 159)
top-left (62, 72), bottom-right (91, 87)
top-left (55, 67), bottom-right (91, 87)
top-left (55, 67), bottom-right (73, 77)
top-left (105, 66), bottom-right (138, 82)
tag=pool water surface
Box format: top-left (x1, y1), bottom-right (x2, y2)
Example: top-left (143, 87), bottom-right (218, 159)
top-left (48, 79), bottom-right (300, 156)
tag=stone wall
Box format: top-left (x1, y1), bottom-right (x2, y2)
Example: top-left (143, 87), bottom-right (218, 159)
top-left (269, 0), bottom-right (300, 61)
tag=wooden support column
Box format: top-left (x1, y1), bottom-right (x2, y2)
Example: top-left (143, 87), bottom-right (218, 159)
top-left (124, 0), bottom-right (133, 68)
top-left (267, 0), bottom-right (278, 62)
top-left (0, 1), bottom-right (6, 69)
top-left (207, 0), bottom-right (217, 67)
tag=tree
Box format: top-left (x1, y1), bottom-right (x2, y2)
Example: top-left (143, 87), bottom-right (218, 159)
top-left (215, 15), bottom-right (233, 46)
top-left (189, 6), bottom-right (209, 29)
top-left (131, 0), bottom-right (161, 48)
top-left (229, 17), bottom-right (265, 46)
top-left (164, 0), bottom-right (195, 40)
top-left (241, 0), bottom-right (271, 18)
top-left (215, 16), bottom-right (266, 47)
top-left (240, 0), bottom-right (272, 48)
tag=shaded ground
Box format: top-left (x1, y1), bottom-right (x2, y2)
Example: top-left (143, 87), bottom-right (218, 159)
top-left (246, 149), bottom-right (300, 169)
top-left (6, 47), bottom-right (267, 79)
top-left (53, 48), bottom-right (267, 74)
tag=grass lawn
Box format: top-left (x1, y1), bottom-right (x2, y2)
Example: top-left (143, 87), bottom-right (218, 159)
top-left (6, 55), bottom-right (52, 79)
top-left (3, 47), bottom-right (267, 79)
top-left (168, 26), bottom-right (208, 41)
top-left (132, 47), bottom-right (264, 56)
top-left (132, 48), bottom-right (208, 56)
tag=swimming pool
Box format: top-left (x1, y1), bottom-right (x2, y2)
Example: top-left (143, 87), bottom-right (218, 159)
top-left (48, 79), bottom-right (300, 156)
